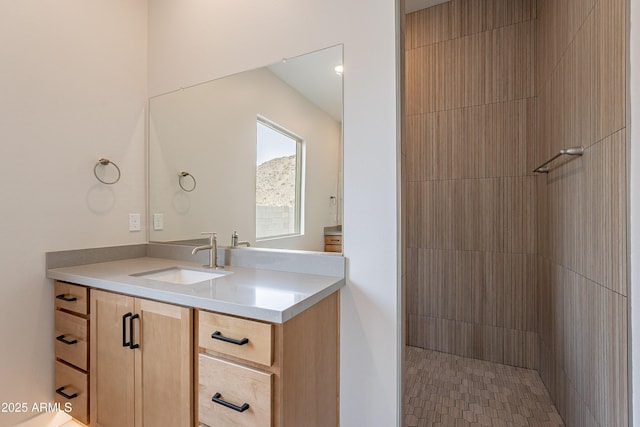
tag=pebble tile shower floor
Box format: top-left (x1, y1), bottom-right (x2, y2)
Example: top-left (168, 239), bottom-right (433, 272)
top-left (404, 347), bottom-right (564, 426)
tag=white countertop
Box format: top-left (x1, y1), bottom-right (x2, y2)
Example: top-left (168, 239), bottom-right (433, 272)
top-left (47, 257), bottom-right (344, 323)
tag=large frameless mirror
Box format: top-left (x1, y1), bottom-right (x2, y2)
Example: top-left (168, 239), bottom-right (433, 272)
top-left (148, 44), bottom-right (343, 252)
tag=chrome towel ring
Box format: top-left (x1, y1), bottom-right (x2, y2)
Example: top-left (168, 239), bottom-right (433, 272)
top-left (94, 158), bottom-right (121, 184)
top-left (179, 171), bottom-right (196, 192)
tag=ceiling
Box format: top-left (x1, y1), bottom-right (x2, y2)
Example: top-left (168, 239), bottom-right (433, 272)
top-left (268, 46), bottom-right (343, 123)
top-left (264, 0), bottom-right (452, 123)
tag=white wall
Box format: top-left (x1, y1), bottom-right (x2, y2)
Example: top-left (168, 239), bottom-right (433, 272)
top-left (0, 1), bottom-right (147, 426)
top-left (630, 0), bottom-right (639, 424)
top-left (149, 67), bottom-right (341, 251)
top-left (0, 1), bottom-right (398, 425)
top-left (148, 1), bottom-right (400, 426)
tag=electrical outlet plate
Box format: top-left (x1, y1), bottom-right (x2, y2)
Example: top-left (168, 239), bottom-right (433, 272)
top-left (153, 213), bottom-right (163, 231)
top-left (129, 213), bottom-right (141, 231)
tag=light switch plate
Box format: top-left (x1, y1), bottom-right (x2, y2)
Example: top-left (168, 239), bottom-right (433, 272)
top-left (153, 213), bottom-right (163, 231)
top-left (129, 213), bottom-right (141, 231)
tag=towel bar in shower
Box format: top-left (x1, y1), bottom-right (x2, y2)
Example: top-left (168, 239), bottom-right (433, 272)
top-left (533, 146), bottom-right (584, 174)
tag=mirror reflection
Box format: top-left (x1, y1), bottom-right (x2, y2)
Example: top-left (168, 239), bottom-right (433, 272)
top-left (149, 45), bottom-right (343, 252)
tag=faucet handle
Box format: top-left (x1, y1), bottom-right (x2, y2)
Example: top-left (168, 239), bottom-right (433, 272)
top-left (200, 231), bottom-right (217, 243)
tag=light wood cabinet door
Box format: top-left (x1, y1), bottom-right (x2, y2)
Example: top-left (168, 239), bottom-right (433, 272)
top-left (90, 290), bottom-right (192, 427)
top-left (135, 298), bottom-right (192, 427)
top-left (90, 290), bottom-right (136, 427)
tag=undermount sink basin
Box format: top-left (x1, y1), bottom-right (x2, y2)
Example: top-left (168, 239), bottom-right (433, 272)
top-left (131, 267), bottom-right (231, 285)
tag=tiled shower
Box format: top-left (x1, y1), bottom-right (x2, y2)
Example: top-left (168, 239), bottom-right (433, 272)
top-left (403, 0), bottom-right (628, 425)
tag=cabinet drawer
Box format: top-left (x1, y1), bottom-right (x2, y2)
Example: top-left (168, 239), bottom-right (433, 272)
top-left (198, 311), bottom-right (273, 366)
top-left (324, 244), bottom-right (342, 253)
top-left (324, 235), bottom-right (342, 245)
top-left (54, 311), bottom-right (88, 371)
top-left (54, 361), bottom-right (89, 425)
top-left (199, 354), bottom-right (272, 427)
top-left (54, 282), bottom-right (88, 315)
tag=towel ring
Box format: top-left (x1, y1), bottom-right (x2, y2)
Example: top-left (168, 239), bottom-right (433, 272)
top-left (94, 158), bottom-right (121, 185)
top-left (179, 171), bottom-right (196, 192)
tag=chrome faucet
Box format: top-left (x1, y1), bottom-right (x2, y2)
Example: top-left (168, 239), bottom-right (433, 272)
top-left (192, 232), bottom-right (222, 269)
top-left (231, 231), bottom-right (251, 247)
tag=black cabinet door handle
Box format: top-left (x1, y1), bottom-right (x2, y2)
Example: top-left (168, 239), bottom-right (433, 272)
top-left (211, 331), bottom-right (249, 346)
top-left (55, 386), bottom-right (78, 400)
top-left (56, 334), bottom-right (78, 345)
top-left (129, 313), bottom-right (140, 349)
top-left (211, 392), bottom-right (250, 412)
top-left (56, 294), bottom-right (77, 302)
top-left (122, 312), bottom-right (132, 347)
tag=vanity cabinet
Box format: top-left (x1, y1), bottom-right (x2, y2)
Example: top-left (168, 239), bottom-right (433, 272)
top-left (324, 235), bottom-right (342, 253)
top-left (196, 291), bottom-right (339, 427)
top-left (54, 281), bottom-right (90, 425)
top-left (90, 289), bottom-right (192, 427)
top-left (54, 264), bottom-right (340, 427)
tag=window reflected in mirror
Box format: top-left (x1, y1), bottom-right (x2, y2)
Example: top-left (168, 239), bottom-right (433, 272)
top-left (255, 117), bottom-right (303, 240)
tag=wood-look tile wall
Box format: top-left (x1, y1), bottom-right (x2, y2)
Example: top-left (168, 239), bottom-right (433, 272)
top-left (404, 0), bottom-right (538, 369)
top-left (536, 0), bottom-right (627, 425)
top-left (404, 0), bottom-right (628, 424)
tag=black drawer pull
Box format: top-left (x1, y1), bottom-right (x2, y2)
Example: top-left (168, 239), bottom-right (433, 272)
top-left (56, 334), bottom-right (78, 345)
top-left (56, 294), bottom-right (77, 302)
top-left (123, 313), bottom-right (132, 347)
top-left (55, 386), bottom-right (78, 400)
top-left (211, 331), bottom-right (249, 346)
top-left (212, 392), bottom-right (250, 412)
